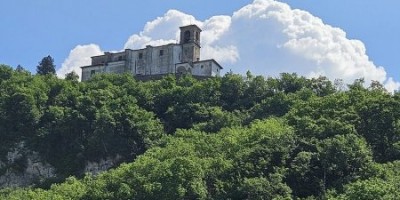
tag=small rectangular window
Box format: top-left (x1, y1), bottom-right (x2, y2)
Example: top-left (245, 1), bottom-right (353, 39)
top-left (90, 70), bottom-right (96, 76)
top-left (159, 50), bottom-right (164, 56)
top-left (118, 56), bottom-right (123, 61)
top-left (139, 53), bottom-right (143, 59)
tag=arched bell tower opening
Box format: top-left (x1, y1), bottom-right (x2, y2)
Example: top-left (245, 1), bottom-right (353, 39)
top-left (184, 30), bottom-right (191, 43)
top-left (179, 25), bottom-right (202, 63)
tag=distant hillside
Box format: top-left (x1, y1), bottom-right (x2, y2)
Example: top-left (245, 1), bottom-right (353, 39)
top-left (1, 64), bottom-right (400, 199)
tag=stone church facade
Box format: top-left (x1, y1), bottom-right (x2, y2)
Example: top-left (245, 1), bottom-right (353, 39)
top-left (81, 25), bottom-right (222, 81)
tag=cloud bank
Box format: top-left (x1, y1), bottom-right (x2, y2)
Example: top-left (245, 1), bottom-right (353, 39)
top-left (57, 0), bottom-right (399, 92)
top-left (58, 44), bottom-right (103, 79)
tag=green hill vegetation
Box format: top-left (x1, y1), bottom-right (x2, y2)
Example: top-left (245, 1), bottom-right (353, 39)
top-left (1, 64), bottom-right (400, 199)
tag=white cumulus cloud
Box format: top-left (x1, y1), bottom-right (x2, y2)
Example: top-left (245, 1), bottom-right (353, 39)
top-left (124, 10), bottom-right (201, 49)
top-left (225, 0), bottom-right (388, 85)
top-left (59, 0), bottom-right (399, 92)
top-left (57, 44), bottom-right (103, 79)
top-left (384, 78), bottom-right (400, 93)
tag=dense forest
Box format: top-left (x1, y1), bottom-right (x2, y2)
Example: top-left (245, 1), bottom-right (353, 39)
top-left (0, 63), bottom-right (400, 199)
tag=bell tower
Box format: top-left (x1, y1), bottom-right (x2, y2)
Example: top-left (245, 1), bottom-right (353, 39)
top-left (179, 25), bottom-right (201, 63)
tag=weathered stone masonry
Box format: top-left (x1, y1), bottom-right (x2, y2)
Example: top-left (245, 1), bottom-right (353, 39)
top-left (81, 25), bottom-right (223, 81)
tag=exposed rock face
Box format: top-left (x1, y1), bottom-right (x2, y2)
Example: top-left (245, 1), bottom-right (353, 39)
top-left (0, 142), bottom-right (56, 188)
top-left (84, 155), bottom-right (122, 176)
top-left (0, 142), bottom-right (120, 188)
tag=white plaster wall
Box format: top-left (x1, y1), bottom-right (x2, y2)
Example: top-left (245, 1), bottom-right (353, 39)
top-left (105, 61), bottom-right (126, 74)
top-left (127, 50), bottom-right (144, 75)
top-left (172, 45), bottom-right (182, 73)
top-left (147, 44), bottom-right (180, 75)
top-left (192, 61), bottom-right (212, 76)
top-left (211, 62), bottom-right (221, 77)
top-left (82, 65), bottom-right (105, 81)
top-left (126, 50), bottom-right (134, 75)
top-left (82, 41), bottom-right (220, 80)
top-left (149, 46), bottom-right (162, 75)
top-left (135, 49), bottom-right (147, 75)
top-left (176, 63), bottom-right (192, 74)
top-left (192, 62), bottom-right (203, 76)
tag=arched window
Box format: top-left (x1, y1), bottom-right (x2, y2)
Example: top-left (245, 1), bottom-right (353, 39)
top-left (184, 30), bottom-right (191, 43)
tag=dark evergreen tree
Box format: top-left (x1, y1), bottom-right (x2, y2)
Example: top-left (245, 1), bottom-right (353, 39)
top-left (15, 64), bottom-right (25, 72)
top-left (36, 55), bottom-right (56, 75)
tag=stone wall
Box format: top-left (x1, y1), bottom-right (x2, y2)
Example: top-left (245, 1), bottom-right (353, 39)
top-left (80, 25), bottom-right (222, 81)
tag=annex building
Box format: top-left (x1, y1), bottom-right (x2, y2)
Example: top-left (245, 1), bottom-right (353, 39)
top-left (81, 25), bottom-right (222, 81)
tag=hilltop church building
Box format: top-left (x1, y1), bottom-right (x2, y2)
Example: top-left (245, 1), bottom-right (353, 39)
top-left (81, 25), bottom-right (222, 81)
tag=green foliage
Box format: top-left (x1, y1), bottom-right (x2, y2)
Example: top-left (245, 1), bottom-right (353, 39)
top-left (353, 91), bottom-right (400, 162)
top-left (328, 161), bottom-right (400, 200)
top-left (1, 63), bottom-right (400, 199)
top-left (0, 177), bottom-right (87, 200)
top-left (80, 118), bottom-right (295, 199)
top-left (65, 71), bottom-right (79, 82)
top-left (220, 73), bottom-right (246, 111)
top-left (329, 178), bottom-right (400, 200)
top-left (0, 64), bottom-right (13, 84)
top-left (0, 68), bottom-right (163, 180)
top-left (192, 106), bottom-right (243, 132)
top-left (318, 134), bottom-right (373, 189)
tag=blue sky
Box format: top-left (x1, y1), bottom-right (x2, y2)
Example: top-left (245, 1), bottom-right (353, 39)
top-left (1, 0), bottom-right (399, 90)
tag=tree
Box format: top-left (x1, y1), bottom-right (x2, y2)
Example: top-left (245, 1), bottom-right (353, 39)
top-left (15, 64), bottom-right (26, 72)
top-left (65, 71), bottom-right (79, 82)
top-left (37, 55), bottom-right (56, 75)
top-left (318, 134), bottom-right (373, 190)
top-left (310, 76), bottom-right (336, 96)
top-left (354, 92), bottom-right (400, 162)
top-left (0, 64), bottom-right (14, 83)
top-left (220, 73), bottom-right (246, 111)
top-left (277, 73), bottom-right (310, 94)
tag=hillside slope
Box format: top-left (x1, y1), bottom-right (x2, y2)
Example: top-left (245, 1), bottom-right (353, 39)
top-left (1, 64), bottom-right (400, 199)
